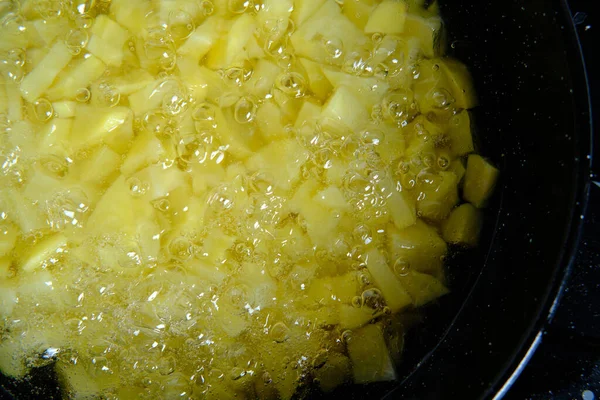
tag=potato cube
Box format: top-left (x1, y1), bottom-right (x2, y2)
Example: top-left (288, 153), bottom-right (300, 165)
top-left (246, 139), bottom-right (310, 191)
top-left (178, 17), bottom-right (227, 64)
top-left (347, 324), bottom-right (397, 384)
top-left (365, 249), bottom-right (412, 312)
top-left (387, 220), bottom-right (447, 275)
top-left (339, 304), bottom-right (379, 330)
top-left (76, 145), bottom-right (121, 186)
top-left (298, 57), bottom-right (332, 101)
top-left (402, 14), bottom-right (444, 58)
top-left (397, 270), bottom-right (449, 306)
top-left (20, 41), bottom-right (73, 102)
top-left (388, 189), bottom-right (417, 230)
top-left (314, 353), bottom-right (351, 392)
top-left (51, 101), bottom-right (77, 118)
top-left (0, 223), bottom-right (18, 257)
top-left (18, 233), bottom-right (68, 272)
top-left (87, 15), bottom-right (130, 67)
top-left (448, 110), bottom-right (474, 156)
top-left (121, 132), bottom-right (168, 175)
top-left (47, 55), bottom-right (106, 100)
top-left (440, 57), bottom-right (478, 109)
top-left (111, 0), bottom-right (152, 35)
top-left (246, 59), bottom-right (282, 99)
top-left (71, 105), bottom-right (133, 154)
top-left (290, 1), bottom-right (366, 65)
top-left (343, 0), bottom-right (376, 30)
top-left (292, 0), bottom-right (327, 27)
top-left (314, 186), bottom-right (349, 210)
top-left (256, 101), bottom-right (286, 141)
top-left (463, 154), bottom-right (499, 208)
top-left (442, 203), bottom-right (482, 247)
top-left (364, 1), bottom-right (408, 35)
top-left (321, 85), bottom-right (369, 133)
top-left (416, 170), bottom-right (459, 220)
top-left (323, 68), bottom-right (390, 110)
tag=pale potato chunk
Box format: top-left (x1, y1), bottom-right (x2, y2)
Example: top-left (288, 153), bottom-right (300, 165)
top-left (18, 233), bottom-right (68, 272)
top-left (347, 324), bottom-right (397, 384)
top-left (364, 0), bottom-right (408, 35)
top-left (71, 105), bottom-right (133, 154)
top-left (20, 41), bottom-right (73, 102)
top-left (321, 85), bottom-right (369, 132)
top-left (47, 55), bottom-right (106, 100)
top-left (365, 249), bottom-right (412, 312)
top-left (87, 15), bottom-right (130, 67)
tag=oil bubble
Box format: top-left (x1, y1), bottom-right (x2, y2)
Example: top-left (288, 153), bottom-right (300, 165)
top-left (430, 88), bottom-right (455, 109)
top-left (323, 37), bottom-right (343, 60)
top-left (270, 322), bottom-right (290, 343)
top-left (200, 0), bottom-right (215, 16)
top-left (36, 1), bottom-right (64, 19)
top-left (65, 29), bottom-right (89, 55)
top-left (437, 154), bottom-right (450, 170)
top-left (143, 110), bottom-right (169, 135)
top-left (151, 197), bottom-right (171, 212)
top-left (39, 154), bottom-right (68, 178)
top-left (228, 0), bottom-right (252, 14)
top-left (168, 237), bottom-right (193, 261)
top-left (75, 88), bottom-right (91, 103)
top-left (168, 10), bottom-right (195, 41)
top-left (32, 99), bottom-right (54, 122)
top-left (362, 288), bottom-right (384, 309)
top-left (162, 91), bottom-right (188, 116)
top-left (276, 72), bottom-right (306, 98)
top-left (393, 258), bottom-right (410, 277)
top-left (96, 82), bottom-right (120, 107)
top-left (233, 96), bottom-right (257, 124)
top-left (126, 177), bottom-right (149, 197)
top-left (351, 296), bottom-right (363, 308)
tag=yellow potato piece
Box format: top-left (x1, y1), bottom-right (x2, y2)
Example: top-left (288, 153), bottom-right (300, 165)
top-left (364, 0), bottom-right (408, 35)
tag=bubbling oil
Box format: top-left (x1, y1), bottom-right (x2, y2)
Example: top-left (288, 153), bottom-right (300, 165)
top-left (0, 0), bottom-right (489, 398)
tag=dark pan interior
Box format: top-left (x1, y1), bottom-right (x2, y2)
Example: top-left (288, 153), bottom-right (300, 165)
top-left (1, 0), bottom-right (592, 399)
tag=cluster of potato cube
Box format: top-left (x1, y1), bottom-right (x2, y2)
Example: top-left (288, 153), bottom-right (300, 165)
top-left (0, 0), bottom-right (498, 398)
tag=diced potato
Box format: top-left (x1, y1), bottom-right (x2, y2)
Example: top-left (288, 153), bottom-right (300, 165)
top-left (292, 0), bottom-right (327, 27)
top-left (246, 139), bottom-right (310, 191)
top-left (5, 189), bottom-right (47, 234)
top-left (343, 0), bottom-right (376, 30)
top-left (178, 17), bottom-right (227, 63)
top-left (51, 101), bottom-right (77, 118)
top-left (387, 220), bottom-right (447, 275)
top-left (246, 59), bottom-right (282, 99)
top-left (56, 362), bottom-right (101, 399)
top-left (321, 85), bottom-right (369, 133)
top-left (18, 233), bottom-right (68, 272)
top-left (87, 15), bottom-right (130, 67)
top-left (201, 226), bottom-right (237, 264)
top-left (388, 189), bottom-right (417, 230)
top-left (76, 145), bottom-right (122, 186)
top-left (290, 1), bottom-right (366, 65)
top-left (0, 338), bottom-right (26, 378)
top-left (46, 55), bottom-right (106, 100)
top-left (71, 105), bottom-right (133, 154)
top-left (20, 40), bottom-right (73, 102)
top-left (32, 18), bottom-right (69, 46)
top-left (111, 0), bottom-right (152, 35)
top-left (364, 249), bottom-right (412, 312)
top-left (121, 132), bottom-right (168, 175)
top-left (440, 57), bottom-right (478, 109)
top-left (256, 101), bottom-right (286, 141)
top-left (0, 282), bottom-right (17, 317)
top-left (109, 69), bottom-right (155, 96)
top-left (131, 164), bottom-right (188, 200)
top-left (322, 68), bottom-right (389, 109)
top-left (0, 223), bottom-right (19, 257)
top-left (397, 270), bottom-right (448, 306)
top-left (450, 158), bottom-right (466, 184)
top-left (294, 99), bottom-right (321, 133)
top-left (37, 118), bottom-right (73, 155)
top-left (314, 186), bottom-right (349, 210)
top-left (463, 154), bottom-right (499, 208)
top-left (416, 170), bottom-right (459, 220)
top-left (298, 57), bottom-right (332, 101)
top-left (304, 273), bottom-right (359, 307)
top-left (206, 14), bottom-right (257, 70)
top-left (442, 203), bottom-right (482, 247)
top-left (347, 324), bottom-right (396, 384)
top-left (314, 353), bottom-right (351, 393)
top-left (339, 304), bottom-right (378, 330)
top-left (0, 257), bottom-right (13, 279)
top-left (402, 14), bottom-right (445, 58)
top-left (448, 110), bottom-right (474, 156)
top-left (364, 1), bottom-right (408, 35)
top-left (5, 83), bottom-right (23, 122)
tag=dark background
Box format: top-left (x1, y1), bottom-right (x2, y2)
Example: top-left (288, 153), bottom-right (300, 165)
top-left (506, 1), bottom-right (599, 399)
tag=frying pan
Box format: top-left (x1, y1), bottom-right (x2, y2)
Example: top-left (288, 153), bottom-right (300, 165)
top-left (0, 0), bottom-right (594, 398)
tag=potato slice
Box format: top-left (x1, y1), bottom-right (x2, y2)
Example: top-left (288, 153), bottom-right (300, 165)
top-left (178, 17), bottom-right (227, 63)
top-left (46, 55), bottom-right (106, 101)
top-left (397, 270), bottom-right (449, 306)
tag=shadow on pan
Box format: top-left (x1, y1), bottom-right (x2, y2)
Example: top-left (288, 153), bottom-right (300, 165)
top-left (1, 0), bottom-right (591, 398)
